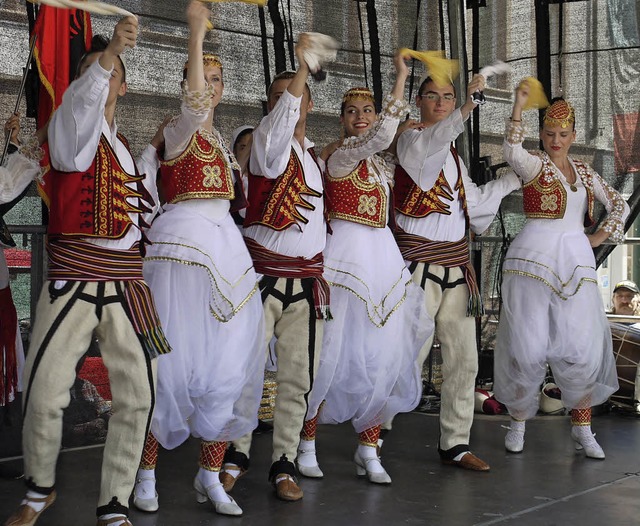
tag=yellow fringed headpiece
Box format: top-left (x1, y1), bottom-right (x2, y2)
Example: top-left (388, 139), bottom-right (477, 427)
top-left (399, 48), bottom-right (459, 88)
top-left (342, 87), bottom-right (374, 105)
top-left (183, 53), bottom-right (223, 73)
top-left (543, 99), bottom-right (575, 129)
top-left (517, 77), bottom-right (550, 110)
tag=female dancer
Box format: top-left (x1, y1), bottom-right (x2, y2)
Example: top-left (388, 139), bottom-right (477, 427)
top-left (296, 51), bottom-right (432, 484)
top-left (494, 80), bottom-right (627, 459)
top-left (133, 2), bottom-right (264, 516)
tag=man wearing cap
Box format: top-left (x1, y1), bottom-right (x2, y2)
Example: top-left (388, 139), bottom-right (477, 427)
top-left (610, 280), bottom-right (640, 316)
top-left (386, 73), bottom-right (520, 472)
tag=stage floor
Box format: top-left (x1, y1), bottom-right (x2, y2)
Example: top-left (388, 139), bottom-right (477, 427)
top-left (1, 411), bottom-right (639, 526)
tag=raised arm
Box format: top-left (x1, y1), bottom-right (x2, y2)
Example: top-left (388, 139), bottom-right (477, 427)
top-left (503, 81), bottom-right (542, 182)
top-left (163, 1), bottom-right (215, 159)
top-left (250, 35), bottom-right (312, 179)
top-left (49, 16), bottom-right (137, 172)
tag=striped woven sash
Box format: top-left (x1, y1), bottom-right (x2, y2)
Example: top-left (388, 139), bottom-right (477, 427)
top-left (47, 238), bottom-right (172, 359)
top-left (244, 237), bottom-right (331, 320)
top-left (395, 231), bottom-right (484, 317)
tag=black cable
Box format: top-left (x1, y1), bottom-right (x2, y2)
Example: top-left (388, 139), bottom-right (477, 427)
top-left (471, 1), bottom-right (480, 182)
top-left (258, 6), bottom-right (271, 104)
top-left (438, 0), bottom-right (445, 51)
top-left (356, 1), bottom-right (369, 89)
top-left (267, 0), bottom-right (287, 74)
top-left (281, 0), bottom-right (294, 70)
top-left (408, 0), bottom-right (423, 102)
top-left (366, 0), bottom-right (382, 112)
top-left (558, 0), bottom-right (564, 91)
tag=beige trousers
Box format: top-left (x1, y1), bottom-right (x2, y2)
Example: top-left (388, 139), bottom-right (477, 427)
top-left (385, 263), bottom-right (478, 456)
top-left (232, 276), bottom-right (323, 465)
top-left (22, 281), bottom-right (156, 512)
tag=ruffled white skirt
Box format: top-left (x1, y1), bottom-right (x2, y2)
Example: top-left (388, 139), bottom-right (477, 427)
top-left (143, 204), bottom-right (265, 448)
top-left (494, 222), bottom-right (618, 420)
top-left (307, 221), bottom-right (433, 433)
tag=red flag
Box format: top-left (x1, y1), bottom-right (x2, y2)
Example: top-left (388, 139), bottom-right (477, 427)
top-left (33, 5), bottom-right (92, 129)
top-left (32, 5), bottom-right (92, 205)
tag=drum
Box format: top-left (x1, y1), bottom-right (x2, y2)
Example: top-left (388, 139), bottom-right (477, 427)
top-left (609, 320), bottom-right (640, 412)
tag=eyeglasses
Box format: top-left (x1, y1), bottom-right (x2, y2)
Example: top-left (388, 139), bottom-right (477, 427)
top-left (420, 93), bottom-right (455, 102)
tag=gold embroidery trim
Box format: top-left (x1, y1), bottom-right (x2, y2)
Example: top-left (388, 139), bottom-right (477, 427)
top-left (325, 264), bottom-right (409, 328)
top-left (503, 269), bottom-right (596, 301)
top-left (144, 241), bottom-right (259, 322)
top-left (522, 167), bottom-right (568, 219)
top-left (505, 257), bottom-right (595, 288)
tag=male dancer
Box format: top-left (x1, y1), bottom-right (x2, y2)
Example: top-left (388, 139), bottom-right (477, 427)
top-left (4, 16), bottom-right (171, 526)
top-left (389, 73), bottom-right (520, 472)
top-left (221, 34), bottom-right (329, 502)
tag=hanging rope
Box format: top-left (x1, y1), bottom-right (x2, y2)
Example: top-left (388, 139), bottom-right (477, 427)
top-left (356, 1), bottom-right (369, 89)
top-left (407, 0), bottom-right (423, 102)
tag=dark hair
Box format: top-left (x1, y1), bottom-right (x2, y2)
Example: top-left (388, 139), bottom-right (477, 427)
top-left (76, 35), bottom-right (126, 83)
top-left (417, 76), bottom-right (456, 98)
top-left (233, 127), bottom-right (253, 149)
top-left (266, 71), bottom-right (311, 100)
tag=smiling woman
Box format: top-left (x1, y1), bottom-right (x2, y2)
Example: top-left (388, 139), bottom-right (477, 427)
top-left (297, 50), bottom-right (434, 486)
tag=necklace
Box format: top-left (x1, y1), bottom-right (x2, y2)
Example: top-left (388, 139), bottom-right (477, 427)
top-left (569, 183), bottom-right (577, 192)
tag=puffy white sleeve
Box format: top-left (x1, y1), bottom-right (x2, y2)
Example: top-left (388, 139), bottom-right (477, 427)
top-left (250, 90), bottom-right (301, 179)
top-left (590, 168), bottom-right (629, 243)
top-left (502, 119), bottom-right (542, 184)
top-left (162, 81), bottom-right (214, 160)
top-left (48, 60), bottom-right (111, 172)
top-left (0, 136), bottom-right (43, 204)
top-left (396, 108), bottom-right (466, 191)
top-left (462, 160), bottom-right (521, 235)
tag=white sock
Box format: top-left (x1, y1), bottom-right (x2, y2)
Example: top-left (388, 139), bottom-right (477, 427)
top-left (197, 468), bottom-right (232, 504)
top-left (357, 444), bottom-right (385, 473)
top-left (135, 468), bottom-right (156, 498)
top-left (223, 463), bottom-right (241, 479)
top-left (98, 514), bottom-right (127, 525)
top-left (510, 419), bottom-right (526, 433)
top-left (453, 451), bottom-right (470, 462)
top-left (297, 438), bottom-right (319, 467)
top-left (22, 490), bottom-right (49, 513)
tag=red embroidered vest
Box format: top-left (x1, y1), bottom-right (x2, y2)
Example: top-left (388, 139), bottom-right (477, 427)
top-left (244, 149), bottom-right (323, 231)
top-left (160, 130), bottom-right (235, 204)
top-left (522, 153), bottom-right (594, 226)
top-left (394, 145), bottom-right (468, 225)
top-left (324, 160), bottom-right (387, 228)
top-left (45, 134), bottom-right (150, 239)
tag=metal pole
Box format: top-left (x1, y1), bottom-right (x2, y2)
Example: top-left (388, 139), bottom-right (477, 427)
top-left (1, 35), bottom-right (37, 166)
